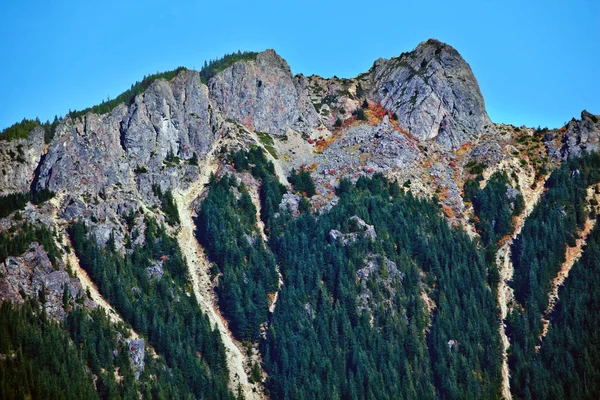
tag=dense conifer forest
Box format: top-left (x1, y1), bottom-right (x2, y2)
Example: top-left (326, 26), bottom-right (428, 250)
top-left (508, 153), bottom-right (600, 399)
top-left (69, 218), bottom-right (233, 399)
top-left (522, 217), bottom-right (600, 399)
top-left (196, 169), bottom-right (279, 340)
top-left (0, 300), bottom-right (98, 399)
top-left (204, 149), bottom-right (502, 398)
top-left (259, 173), bottom-right (502, 399)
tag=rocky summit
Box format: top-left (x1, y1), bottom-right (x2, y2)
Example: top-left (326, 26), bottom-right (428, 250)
top-left (369, 39), bottom-right (495, 147)
top-left (1, 39), bottom-right (600, 400)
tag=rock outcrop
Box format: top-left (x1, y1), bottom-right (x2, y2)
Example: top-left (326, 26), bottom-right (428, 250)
top-left (0, 127), bottom-right (45, 196)
top-left (37, 70), bottom-right (223, 203)
top-left (126, 338), bottom-right (146, 379)
top-left (0, 242), bottom-right (91, 321)
top-left (328, 216), bottom-right (377, 245)
top-left (122, 70), bottom-right (216, 165)
top-left (544, 110), bottom-right (600, 161)
top-left (208, 49), bottom-right (320, 135)
top-left (37, 109), bottom-right (132, 196)
top-left (368, 39), bottom-right (494, 148)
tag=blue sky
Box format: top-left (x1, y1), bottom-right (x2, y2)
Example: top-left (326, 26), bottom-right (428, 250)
top-left (0, 0), bottom-right (598, 131)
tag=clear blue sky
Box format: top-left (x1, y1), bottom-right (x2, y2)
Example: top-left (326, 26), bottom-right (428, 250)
top-left (0, 0), bottom-right (598, 131)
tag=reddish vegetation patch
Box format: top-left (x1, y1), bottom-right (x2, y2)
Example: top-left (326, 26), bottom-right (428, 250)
top-left (310, 103), bottom-right (423, 154)
top-left (371, 103), bottom-right (394, 120)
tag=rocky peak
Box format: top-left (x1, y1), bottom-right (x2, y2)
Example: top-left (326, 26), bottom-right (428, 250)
top-left (544, 110), bottom-right (600, 160)
top-left (368, 39), bottom-right (494, 148)
top-left (208, 49), bottom-right (320, 135)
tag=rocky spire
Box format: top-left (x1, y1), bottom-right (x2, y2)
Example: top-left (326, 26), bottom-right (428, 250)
top-left (369, 38), bottom-right (495, 148)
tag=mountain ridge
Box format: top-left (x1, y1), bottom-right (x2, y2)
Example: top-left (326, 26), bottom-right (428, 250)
top-left (1, 38), bottom-right (600, 399)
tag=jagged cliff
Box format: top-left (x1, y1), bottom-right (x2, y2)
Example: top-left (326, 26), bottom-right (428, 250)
top-left (3, 40), bottom-right (507, 206)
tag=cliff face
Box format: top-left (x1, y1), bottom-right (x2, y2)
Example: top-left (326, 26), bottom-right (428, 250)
top-left (122, 70), bottom-right (216, 165)
top-left (209, 49), bottom-right (320, 135)
top-left (34, 71), bottom-right (225, 222)
top-left (368, 39), bottom-right (494, 148)
top-left (0, 127), bottom-right (44, 196)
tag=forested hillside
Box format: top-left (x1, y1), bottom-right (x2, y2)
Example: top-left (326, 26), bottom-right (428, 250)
top-left (251, 163), bottom-right (502, 398)
top-left (69, 218), bottom-right (233, 399)
top-left (196, 169), bottom-right (279, 341)
top-left (508, 153), bottom-right (600, 399)
top-left (520, 216), bottom-right (600, 399)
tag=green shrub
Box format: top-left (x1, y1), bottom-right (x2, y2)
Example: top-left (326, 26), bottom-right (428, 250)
top-left (289, 168), bottom-right (316, 197)
top-left (133, 165), bottom-right (148, 174)
top-left (355, 108), bottom-right (366, 121)
top-left (70, 67), bottom-right (186, 119)
top-left (0, 192), bottom-right (29, 218)
top-left (464, 160), bottom-right (487, 175)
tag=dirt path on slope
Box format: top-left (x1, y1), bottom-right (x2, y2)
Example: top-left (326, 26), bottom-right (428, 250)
top-left (173, 153), bottom-right (264, 399)
top-left (539, 187), bottom-right (600, 342)
top-left (64, 237), bottom-right (128, 325)
top-left (246, 183), bottom-right (283, 316)
top-left (49, 194), bottom-right (142, 341)
top-left (496, 173), bottom-right (548, 400)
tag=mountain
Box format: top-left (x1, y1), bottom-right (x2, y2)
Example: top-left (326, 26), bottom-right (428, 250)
top-left (1, 40), bottom-right (600, 399)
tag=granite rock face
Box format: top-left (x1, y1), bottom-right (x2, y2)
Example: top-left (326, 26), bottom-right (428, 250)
top-left (368, 39), bottom-right (494, 148)
top-left (544, 110), bottom-right (600, 161)
top-left (37, 70), bottom-right (220, 200)
top-left (37, 108), bottom-right (132, 196)
top-left (126, 338), bottom-right (146, 379)
top-left (122, 70), bottom-right (216, 166)
top-left (0, 127), bottom-right (45, 196)
top-left (208, 49), bottom-right (320, 135)
top-left (0, 242), bottom-right (91, 321)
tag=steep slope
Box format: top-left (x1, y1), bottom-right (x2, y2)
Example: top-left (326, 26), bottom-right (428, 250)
top-left (209, 49), bottom-right (320, 136)
top-left (173, 144), bottom-right (264, 399)
top-left (495, 172), bottom-right (548, 400)
top-left (539, 185), bottom-right (600, 341)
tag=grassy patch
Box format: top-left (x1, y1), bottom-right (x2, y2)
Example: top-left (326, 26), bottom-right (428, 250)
top-left (256, 131), bottom-right (278, 159)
